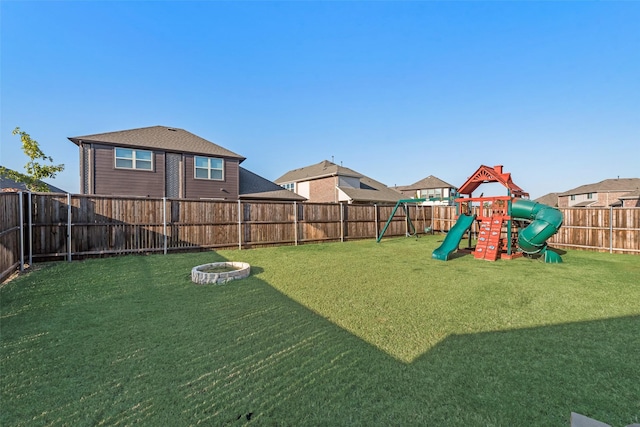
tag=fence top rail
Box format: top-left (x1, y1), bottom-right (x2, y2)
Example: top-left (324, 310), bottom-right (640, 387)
top-left (560, 207), bottom-right (640, 211)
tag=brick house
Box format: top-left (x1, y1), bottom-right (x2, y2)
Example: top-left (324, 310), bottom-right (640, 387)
top-left (394, 175), bottom-right (457, 206)
top-left (274, 160), bottom-right (402, 204)
top-left (557, 178), bottom-right (640, 208)
top-left (69, 126), bottom-right (304, 201)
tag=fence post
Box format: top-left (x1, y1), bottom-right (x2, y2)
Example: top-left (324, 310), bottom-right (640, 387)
top-left (238, 200), bottom-right (242, 250)
top-left (340, 203), bottom-right (344, 242)
top-left (432, 205), bottom-right (435, 232)
top-left (18, 192), bottom-right (24, 272)
top-left (374, 204), bottom-right (378, 240)
top-left (28, 192), bottom-right (33, 266)
top-left (67, 193), bottom-right (72, 262)
top-left (294, 201), bottom-right (298, 246)
top-left (609, 206), bottom-right (613, 254)
top-left (163, 197), bottom-right (167, 255)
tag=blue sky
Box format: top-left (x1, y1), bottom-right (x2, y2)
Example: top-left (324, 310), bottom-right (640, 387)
top-left (1, 1), bottom-right (638, 199)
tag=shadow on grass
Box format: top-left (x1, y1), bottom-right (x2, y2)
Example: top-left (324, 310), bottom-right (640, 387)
top-left (1, 253), bottom-right (638, 426)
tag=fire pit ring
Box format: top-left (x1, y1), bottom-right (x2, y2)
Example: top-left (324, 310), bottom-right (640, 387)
top-left (191, 262), bottom-right (251, 285)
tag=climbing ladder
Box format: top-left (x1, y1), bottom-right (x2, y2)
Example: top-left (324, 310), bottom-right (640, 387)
top-left (474, 215), bottom-right (505, 261)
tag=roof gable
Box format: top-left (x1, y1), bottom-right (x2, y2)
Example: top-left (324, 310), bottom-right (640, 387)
top-left (274, 160), bottom-right (361, 183)
top-left (458, 165), bottom-right (528, 197)
top-left (69, 126), bottom-right (245, 161)
top-left (400, 175), bottom-right (456, 190)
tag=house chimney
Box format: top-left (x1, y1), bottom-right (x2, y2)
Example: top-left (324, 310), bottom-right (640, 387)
top-left (494, 165), bottom-right (503, 174)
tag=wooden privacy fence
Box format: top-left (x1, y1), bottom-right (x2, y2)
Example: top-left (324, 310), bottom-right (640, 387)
top-left (548, 207), bottom-right (640, 254)
top-left (0, 193), bottom-right (429, 280)
top-left (1, 193), bottom-right (639, 282)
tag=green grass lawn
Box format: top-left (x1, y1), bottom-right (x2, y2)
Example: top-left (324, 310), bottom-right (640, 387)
top-left (1, 235), bottom-right (639, 426)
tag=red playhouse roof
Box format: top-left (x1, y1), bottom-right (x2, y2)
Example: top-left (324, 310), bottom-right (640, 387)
top-left (457, 165), bottom-right (529, 198)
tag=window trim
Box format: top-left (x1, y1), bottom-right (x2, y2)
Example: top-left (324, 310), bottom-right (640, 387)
top-left (114, 147), bottom-right (153, 171)
top-left (281, 182), bottom-right (295, 192)
top-left (194, 156), bottom-right (224, 181)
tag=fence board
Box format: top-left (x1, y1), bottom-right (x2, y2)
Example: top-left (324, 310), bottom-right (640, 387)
top-left (0, 193), bottom-right (21, 281)
top-left (299, 203), bottom-right (342, 242)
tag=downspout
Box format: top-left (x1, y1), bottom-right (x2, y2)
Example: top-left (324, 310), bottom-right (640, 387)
top-left (79, 141), bottom-right (84, 193)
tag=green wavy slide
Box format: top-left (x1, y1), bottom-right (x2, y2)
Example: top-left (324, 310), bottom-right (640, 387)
top-left (431, 213), bottom-right (476, 261)
top-left (512, 199), bottom-right (563, 263)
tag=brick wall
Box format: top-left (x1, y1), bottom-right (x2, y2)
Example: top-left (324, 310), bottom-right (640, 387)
top-left (309, 176), bottom-right (337, 202)
top-left (597, 191), bottom-right (632, 207)
top-left (557, 196), bottom-right (569, 208)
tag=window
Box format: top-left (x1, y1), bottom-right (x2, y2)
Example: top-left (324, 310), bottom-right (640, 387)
top-left (587, 193), bottom-right (593, 199)
top-left (194, 156), bottom-right (223, 180)
top-left (425, 189), bottom-right (442, 199)
top-left (281, 182), bottom-right (295, 191)
top-left (115, 148), bottom-right (152, 170)
top-left (570, 195), bottom-right (576, 201)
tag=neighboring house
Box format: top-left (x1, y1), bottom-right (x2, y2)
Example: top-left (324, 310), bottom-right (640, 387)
top-left (558, 178), bottom-right (640, 208)
top-left (534, 192), bottom-right (560, 207)
top-left (239, 167), bottom-right (306, 202)
top-left (274, 160), bottom-right (403, 204)
top-left (1, 167), bottom-right (66, 193)
top-left (68, 126), bottom-right (302, 201)
top-left (394, 175), bottom-right (457, 206)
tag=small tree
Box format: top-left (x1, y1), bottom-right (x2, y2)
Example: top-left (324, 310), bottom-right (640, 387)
top-left (0, 127), bottom-right (65, 192)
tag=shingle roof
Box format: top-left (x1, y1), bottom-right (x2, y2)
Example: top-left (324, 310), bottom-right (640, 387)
top-left (559, 178), bottom-right (640, 196)
top-left (395, 175), bottom-right (456, 191)
top-left (1, 168), bottom-right (66, 193)
top-left (69, 126), bottom-right (245, 161)
top-left (534, 192), bottom-right (560, 207)
top-left (338, 176), bottom-right (403, 204)
top-left (239, 168), bottom-right (306, 201)
top-left (274, 160), bottom-right (361, 183)
top-left (619, 189), bottom-right (640, 200)
top-left (572, 200), bottom-right (598, 207)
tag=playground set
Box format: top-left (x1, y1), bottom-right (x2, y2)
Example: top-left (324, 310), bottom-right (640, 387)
top-left (431, 165), bottom-right (564, 263)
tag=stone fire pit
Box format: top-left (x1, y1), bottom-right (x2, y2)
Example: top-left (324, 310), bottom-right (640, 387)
top-left (191, 262), bottom-right (251, 285)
